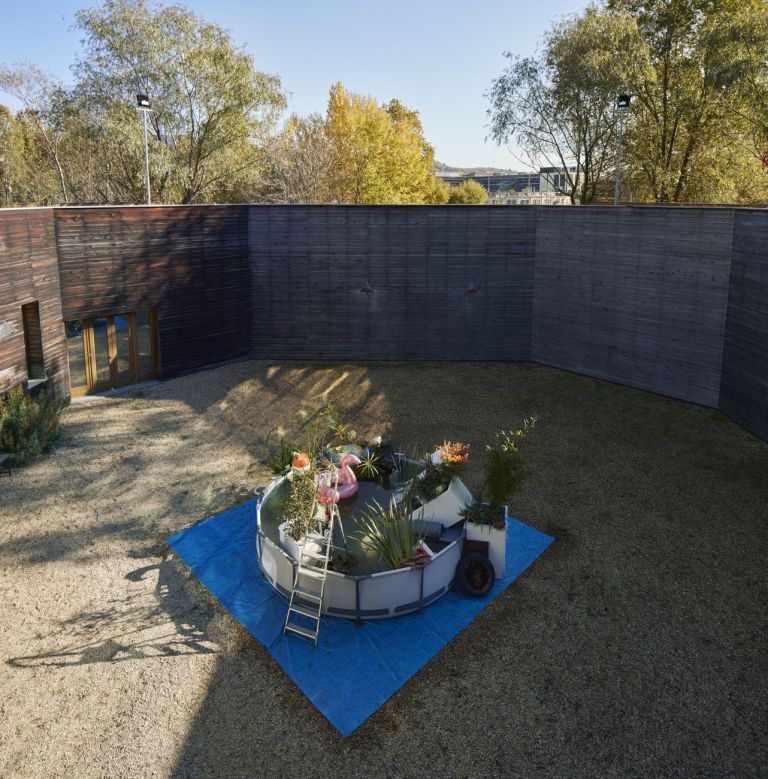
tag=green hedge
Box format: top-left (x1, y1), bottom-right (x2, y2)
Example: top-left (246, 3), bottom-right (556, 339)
top-left (0, 386), bottom-right (66, 465)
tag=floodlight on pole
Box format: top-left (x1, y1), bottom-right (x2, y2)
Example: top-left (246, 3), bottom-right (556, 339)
top-left (614, 94), bottom-right (632, 206)
top-left (136, 94), bottom-right (152, 205)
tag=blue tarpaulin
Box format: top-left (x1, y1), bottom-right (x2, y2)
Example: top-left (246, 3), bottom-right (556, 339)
top-left (167, 500), bottom-right (554, 736)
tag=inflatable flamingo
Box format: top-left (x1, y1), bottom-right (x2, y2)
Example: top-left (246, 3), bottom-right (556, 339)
top-left (315, 454), bottom-right (361, 504)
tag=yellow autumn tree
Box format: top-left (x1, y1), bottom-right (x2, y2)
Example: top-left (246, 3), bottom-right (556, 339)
top-left (324, 82), bottom-right (446, 204)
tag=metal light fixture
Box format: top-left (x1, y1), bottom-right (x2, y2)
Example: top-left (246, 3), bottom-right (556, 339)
top-left (614, 94), bottom-right (632, 205)
top-left (136, 94), bottom-right (152, 205)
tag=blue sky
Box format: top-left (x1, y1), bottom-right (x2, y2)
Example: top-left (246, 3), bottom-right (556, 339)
top-left (2, 0), bottom-right (587, 168)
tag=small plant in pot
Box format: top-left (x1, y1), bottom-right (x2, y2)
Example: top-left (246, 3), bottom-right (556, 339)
top-left (353, 489), bottom-right (429, 572)
top-left (282, 470), bottom-right (318, 541)
top-left (353, 437), bottom-right (399, 482)
top-left (414, 440), bottom-right (470, 504)
top-left (461, 417), bottom-right (537, 577)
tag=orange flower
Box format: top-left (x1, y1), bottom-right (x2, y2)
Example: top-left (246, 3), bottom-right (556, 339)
top-left (293, 451), bottom-right (310, 468)
top-left (440, 441), bottom-right (470, 470)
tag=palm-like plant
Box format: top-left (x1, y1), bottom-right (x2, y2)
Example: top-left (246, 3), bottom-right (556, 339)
top-left (354, 496), bottom-right (418, 571)
top-left (354, 449), bottom-right (383, 480)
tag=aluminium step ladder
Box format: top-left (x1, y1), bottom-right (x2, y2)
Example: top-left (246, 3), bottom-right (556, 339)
top-left (283, 475), bottom-right (347, 645)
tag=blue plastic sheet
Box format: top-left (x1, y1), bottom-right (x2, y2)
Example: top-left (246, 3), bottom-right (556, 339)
top-left (167, 500), bottom-right (554, 736)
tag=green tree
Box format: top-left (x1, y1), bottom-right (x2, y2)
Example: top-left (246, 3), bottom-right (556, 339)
top-left (258, 113), bottom-right (337, 203)
top-left (73, 0), bottom-right (285, 204)
top-left (0, 63), bottom-right (72, 202)
top-left (488, 6), bottom-right (649, 203)
top-left (0, 106), bottom-right (26, 205)
top-left (447, 179), bottom-right (488, 204)
top-left (608, 0), bottom-right (768, 202)
top-left (324, 82), bottom-right (444, 204)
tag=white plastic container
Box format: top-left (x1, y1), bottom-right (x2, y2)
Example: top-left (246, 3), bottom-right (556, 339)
top-left (416, 475), bottom-right (473, 527)
top-left (465, 506), bottom-right (508, 579)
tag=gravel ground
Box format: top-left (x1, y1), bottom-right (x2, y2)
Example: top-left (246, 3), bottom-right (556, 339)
top-left (1, 360), bottom-right (766, 779)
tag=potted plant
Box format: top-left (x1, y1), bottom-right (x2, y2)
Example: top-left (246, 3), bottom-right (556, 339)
top-left (413, 441), bottom-right (473, 525)
top-left (354, 492), bottom-right (428, 572)
top-left (278, 470), bottom-right (321, 558)
top-left (461, 418), bottom-right (537, 578)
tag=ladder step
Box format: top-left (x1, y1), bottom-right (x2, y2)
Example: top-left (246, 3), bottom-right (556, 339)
top-left (285, 623), bottom-right (318, 641)
top-left (305, 532), bottom-right (329, 543)
top-left (290, 603), bottom-right (320, 620)
top-left (297, 566), bottom-right (325, 580)
top-left (301, 550), bottom-right (327, 561)
top-left (293, 585), bottom-right (322, 602)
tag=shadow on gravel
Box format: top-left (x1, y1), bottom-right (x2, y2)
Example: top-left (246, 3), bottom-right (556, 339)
top-left (7, 557), bottom-right (218, 668)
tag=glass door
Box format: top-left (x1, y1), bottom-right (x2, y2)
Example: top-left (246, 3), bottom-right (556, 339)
top-left (66, 310), bottom-right (158, 396)
top-left (87, 317), bottom-right (113, 392)
top-left (113, 314), bottom-right (133, 386)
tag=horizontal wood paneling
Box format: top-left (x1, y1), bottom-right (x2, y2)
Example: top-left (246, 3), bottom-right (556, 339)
top-left (249, 206), bottom-right (536, 361)
top-left (2, 204), bottom-right (766, 443)
top-left (53, 206), bottom-right (251, 377)
top-left (532, 207), bottom-right (734, 407)
top-left (0, 209), bottom-right (69, 400)
top-left (719, 211), bottom-right (768, 441)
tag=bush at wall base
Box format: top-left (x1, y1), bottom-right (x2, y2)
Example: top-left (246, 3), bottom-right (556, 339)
top-left (0, 386), bottom-right (65, 464)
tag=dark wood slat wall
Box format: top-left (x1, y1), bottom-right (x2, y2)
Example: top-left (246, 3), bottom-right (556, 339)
top-left (0, 208), bottom-right (69, 399)
top-left (719, 211), bottom-right (768, 441)
top-left (532, 207), bottom-right (734, 407)
top-left (53, 206), bottom-right (251, 378)
top-left (1, 204), bottom-right (766, 442)
top-left (249, 206), bottom-right (536, 361)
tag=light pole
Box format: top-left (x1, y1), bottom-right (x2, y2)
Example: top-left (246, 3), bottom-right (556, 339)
top-left (614, 94), bottom-right (632, 206)
top-left (136, 94), bottom-right (152, 205)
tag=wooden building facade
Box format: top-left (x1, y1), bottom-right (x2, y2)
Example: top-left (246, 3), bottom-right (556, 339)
top-left (0, 209), bottom-right (69, 400)
top-left (0, 204), bottom-right (765, 443)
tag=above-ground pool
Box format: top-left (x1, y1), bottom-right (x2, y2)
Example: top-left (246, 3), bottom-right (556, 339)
top-left (255, 456), bottom-right (468, 620)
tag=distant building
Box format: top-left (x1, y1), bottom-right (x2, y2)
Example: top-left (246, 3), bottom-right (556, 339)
top-left (489, 186), bottom-right (571, 206)
top-left (438, 166), bottom-right (575, 203)
top-left (539, 167), bottom-right (572, 193)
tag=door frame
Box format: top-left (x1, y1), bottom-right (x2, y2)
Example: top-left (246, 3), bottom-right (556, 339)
top-left (69, 310), bottom-right (158, 396)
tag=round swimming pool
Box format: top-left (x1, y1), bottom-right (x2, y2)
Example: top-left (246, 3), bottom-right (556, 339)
top-left (255, 456), bottom-right (469, 620)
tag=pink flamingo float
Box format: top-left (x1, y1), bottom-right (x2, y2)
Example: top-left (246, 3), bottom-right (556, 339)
top-left (315, 454), bottom-right (361, 504)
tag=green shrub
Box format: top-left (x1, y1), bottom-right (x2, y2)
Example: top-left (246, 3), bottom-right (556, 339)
top-left (354, 495), bottom-right (419, 571)
top-left (0, 386), bottom-right (66, 465)
top-left (460, 416), bottom-right (538, 527)
top-left (484, 417), bottom-right (537, 507)
top-left (268, 435), bottom-right (299, 474)
top-left (460, 501), bottom-right (506, 530)
top-left (282, 471), bottom-right (319, 540)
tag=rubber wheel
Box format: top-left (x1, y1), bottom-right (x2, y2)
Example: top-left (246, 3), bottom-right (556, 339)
top-left (455, 553), bottom-right (495, 597)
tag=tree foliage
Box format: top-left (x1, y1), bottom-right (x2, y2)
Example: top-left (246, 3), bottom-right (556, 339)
top-left (490, 0), bottom-right (768, 204)
top-left (609, 0), bottom-right (768, 202)
top-left (447, 179), bottom-right (488, 204)
top-left (73, 0), bottom-right (285, 204)
top-left (0, 0), bottom-right (285, 205)
top-left (324, 83), bottom-right (442, 204)
top-left (0, 63), bottom-right (71, 202)
top-left (488, 6), bottom-right (648, 203)
top-left (263, 82), bottom-right (447, 204)
top-left (258, 113), bottom-right (336, 203)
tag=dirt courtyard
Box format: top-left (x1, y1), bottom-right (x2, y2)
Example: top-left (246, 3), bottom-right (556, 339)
top-left (1, 360), bottom-right (766, 778)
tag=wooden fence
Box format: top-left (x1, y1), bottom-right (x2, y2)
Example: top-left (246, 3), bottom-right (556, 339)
top-left (0, 204), bottom-right (765, 443)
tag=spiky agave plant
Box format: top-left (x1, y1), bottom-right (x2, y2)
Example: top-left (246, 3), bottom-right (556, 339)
top-left (354, 449), bottom-right (383, 480)
top-left (353, 496), bottom-right (418, 571)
